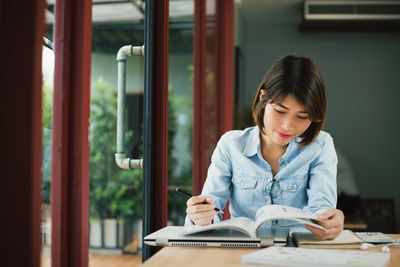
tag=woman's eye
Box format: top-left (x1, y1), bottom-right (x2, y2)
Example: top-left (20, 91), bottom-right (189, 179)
top-left (274, 109), bottom-right (285, 114)
top-left (298, 116), bottom-right (309, 120)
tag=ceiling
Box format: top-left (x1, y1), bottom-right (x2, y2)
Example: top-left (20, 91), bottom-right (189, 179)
top-left (45, 0), bottom-right (197, 53)
top-left (45, 0), bottom-right (198, 24)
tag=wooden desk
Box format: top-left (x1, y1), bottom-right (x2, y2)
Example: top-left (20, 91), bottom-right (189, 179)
top-left (141, 234), bottom-right (400, 267)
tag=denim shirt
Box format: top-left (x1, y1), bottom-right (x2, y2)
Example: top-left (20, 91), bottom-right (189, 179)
top-left (185, 126), bottom-right (338, 228)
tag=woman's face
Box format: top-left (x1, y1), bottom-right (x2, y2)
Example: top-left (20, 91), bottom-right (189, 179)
top-left (262, 94), bottom-right (312, 147)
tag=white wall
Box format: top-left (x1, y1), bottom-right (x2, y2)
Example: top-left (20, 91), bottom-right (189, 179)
top-left (91, 52), bottom-right (144, 93)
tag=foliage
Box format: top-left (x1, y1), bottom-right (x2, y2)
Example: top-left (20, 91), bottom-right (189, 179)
top-left (42, 82), bottom-right (53, 129)
top-left (90, 79), bottom-right (142, 219)
top-left (41, 76), bottom-right (196, 223)
top-left (41, 82), bottom-right (53, 204)
top-left (167, 88), bottom-right (193, 225)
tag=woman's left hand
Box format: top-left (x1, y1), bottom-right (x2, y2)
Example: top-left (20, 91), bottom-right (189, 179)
top-left (304, 208), bottom-right (344, 240)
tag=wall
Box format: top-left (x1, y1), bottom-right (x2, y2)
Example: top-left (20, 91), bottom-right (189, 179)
top-left (238, 0), bottom-right (400, 231)
top-left (91, 52), bottom-right (144, 93)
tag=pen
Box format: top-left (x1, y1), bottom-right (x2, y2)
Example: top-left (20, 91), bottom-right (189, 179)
top-left (175, 187), bottom-right (224, 214)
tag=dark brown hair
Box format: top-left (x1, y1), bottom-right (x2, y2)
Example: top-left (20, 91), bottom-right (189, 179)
top-left (252, 55), bottom-right (327, 146)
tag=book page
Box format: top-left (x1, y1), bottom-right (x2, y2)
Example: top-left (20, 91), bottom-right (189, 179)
top-left (254, 205), bottom-right (324, 230)
top-left (184, 217), bottom-right (257, 237)
top-left (242, 247), bottom-right (390, 267)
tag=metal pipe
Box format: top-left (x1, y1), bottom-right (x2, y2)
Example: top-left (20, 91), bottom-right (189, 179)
top-left (115, 45), bottom-right (144, 169)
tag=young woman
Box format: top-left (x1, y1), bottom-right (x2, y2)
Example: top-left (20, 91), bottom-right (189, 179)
top-left (185, 55), bottom-right (344, 240)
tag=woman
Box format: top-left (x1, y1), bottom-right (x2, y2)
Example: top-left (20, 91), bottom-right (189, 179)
top-left (185, 55), bottom-right (344, 240)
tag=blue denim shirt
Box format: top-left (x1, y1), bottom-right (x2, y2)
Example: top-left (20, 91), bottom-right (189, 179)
top-left (185, 126), bottom-right (338, 228)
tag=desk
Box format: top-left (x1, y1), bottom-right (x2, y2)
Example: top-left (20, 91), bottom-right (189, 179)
top-left (141, 234), bottom-right (400, 267)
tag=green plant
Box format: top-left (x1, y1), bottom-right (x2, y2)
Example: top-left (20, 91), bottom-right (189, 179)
top-left (167, 88), bottom-right (193, 225)
top-left (41, 82), bottom-right (53, 204)
top-left (90, 79), bottom-right (142, 220)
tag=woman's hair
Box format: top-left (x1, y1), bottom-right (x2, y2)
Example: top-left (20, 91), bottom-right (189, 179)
top-left (252, 55), bottom-right (327, 146)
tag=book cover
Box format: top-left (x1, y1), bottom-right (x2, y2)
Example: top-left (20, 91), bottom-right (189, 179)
top-left (293, 229), bottom-right (363, 249)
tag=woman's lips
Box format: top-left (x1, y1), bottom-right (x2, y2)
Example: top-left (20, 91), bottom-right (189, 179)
top-left (277, 131), bottom-right (292, 139)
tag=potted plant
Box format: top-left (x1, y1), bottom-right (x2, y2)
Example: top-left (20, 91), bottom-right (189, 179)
top-left (90, 79), bottom-right (142, 249)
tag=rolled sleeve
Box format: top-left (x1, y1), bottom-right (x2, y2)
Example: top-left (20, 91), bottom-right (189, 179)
top-left (304, 135), bottom-right (338, 214)
top-left (202, 133), bottom-right (233, 210)
top-left (184, 133), bottom-right (232, 227)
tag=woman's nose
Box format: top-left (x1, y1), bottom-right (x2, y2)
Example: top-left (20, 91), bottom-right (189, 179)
top-left (281, 118), bottom-right (294, 131)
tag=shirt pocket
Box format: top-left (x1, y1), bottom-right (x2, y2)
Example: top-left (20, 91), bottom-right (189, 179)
top-left (231, 173), bottom-right (258, 207)
top-left (277, 174), bottom-right (308, 207)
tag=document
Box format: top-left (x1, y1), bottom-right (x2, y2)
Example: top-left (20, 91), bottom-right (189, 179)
top-left (241, 246), bottom-right (390, 267)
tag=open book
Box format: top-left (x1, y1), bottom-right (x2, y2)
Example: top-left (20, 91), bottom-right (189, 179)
top-left (184, 204), bottom-right (324, 238)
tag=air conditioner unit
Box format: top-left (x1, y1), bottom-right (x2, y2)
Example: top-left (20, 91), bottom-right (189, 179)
top-left (303, 1), bottom-right (400, 21)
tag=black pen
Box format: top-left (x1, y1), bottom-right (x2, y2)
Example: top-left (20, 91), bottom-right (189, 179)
top-left (175, 187), bottom-right (224, 214)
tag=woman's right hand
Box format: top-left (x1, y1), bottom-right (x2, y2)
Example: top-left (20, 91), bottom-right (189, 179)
top-left (186, 195), bottom-right (217, 226)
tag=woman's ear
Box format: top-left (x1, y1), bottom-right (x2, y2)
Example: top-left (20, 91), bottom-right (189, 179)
top-left (259, 89), bottom-right (266, 101)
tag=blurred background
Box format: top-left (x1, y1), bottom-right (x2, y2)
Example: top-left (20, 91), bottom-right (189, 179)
top-left (40, 0), bottom-right (400, 265)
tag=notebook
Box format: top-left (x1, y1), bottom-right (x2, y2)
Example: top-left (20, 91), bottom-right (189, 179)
top-left (241, 246), bottom-right (390, 267)
top-left (144, 226), bottom-right (289, 248)
top-left (293, 229), bottom-right (363, 249)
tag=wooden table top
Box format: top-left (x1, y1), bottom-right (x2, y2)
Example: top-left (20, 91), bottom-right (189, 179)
top-left (141, 234), bottom-right (400, 267)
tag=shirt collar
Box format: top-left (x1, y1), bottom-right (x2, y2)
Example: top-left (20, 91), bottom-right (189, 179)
top-left (242, 126), bottom-right (303, 163)
top-left (243, 126), bottom-right (261, 157)
top-left (281, 138), bottom-right (304, 165)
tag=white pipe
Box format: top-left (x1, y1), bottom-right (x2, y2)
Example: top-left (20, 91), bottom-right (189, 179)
top-left (115, 153), bottom-right (143, 169)
top-left (115, 45), bottom-right (145, 169)
top-left (117, 45), bottom-right (144, 60)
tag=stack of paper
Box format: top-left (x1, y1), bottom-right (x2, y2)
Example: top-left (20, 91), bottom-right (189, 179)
top-left (241, 247), bottom-right (390, 267)
top-left (355, 232), bottom-right (395, 244)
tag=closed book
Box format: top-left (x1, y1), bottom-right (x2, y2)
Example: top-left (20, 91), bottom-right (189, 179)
top-left (293, 229), bottom-right (363, 249)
